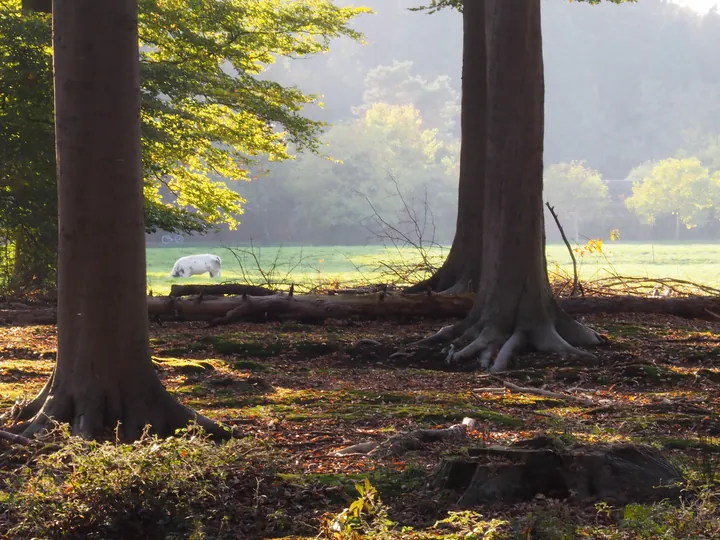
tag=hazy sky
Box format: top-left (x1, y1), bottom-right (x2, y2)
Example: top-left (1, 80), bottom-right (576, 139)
top-left (672, 0), bottom-right (718, 13)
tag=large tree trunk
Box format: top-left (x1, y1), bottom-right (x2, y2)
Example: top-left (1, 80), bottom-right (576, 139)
top-left (419, 0), bottom-right (602, 372)
top-left (405, 0), bottom-right (485, 294)
top-left (16, 0), bottom-right (227, 441)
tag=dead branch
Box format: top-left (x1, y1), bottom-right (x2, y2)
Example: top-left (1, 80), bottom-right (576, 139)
top-left (501, 381), bottom-right (596, 407)
top-left (355, 175), bottom-right (446, 286)
top-left (0, 429), bottom-right (33, 446)
top-left (332, 417), bottom-right (477, 458)
top-left (545, 202), bottom-right (582, 297)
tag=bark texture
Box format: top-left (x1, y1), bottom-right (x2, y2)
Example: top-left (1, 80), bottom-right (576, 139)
top-left (169, 283), bottom-right (276, 298)
top-left (17, 0), bottom-right (227, 441)
top-left (419, 0), bottom-right (602, 372)
top-left (405, 0), bottom-right (485, 294)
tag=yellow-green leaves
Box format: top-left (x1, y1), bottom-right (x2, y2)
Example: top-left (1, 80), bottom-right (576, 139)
top-left (543, 161), bottom-right (610, 239)
top-left (283, 103), bottom-right (453, 231)
top-left (2, 0), bottom-right (369, 237)
top-left (625, 157), bottom-right (720, 230)
top-left (136, 0), bottom-right (369, 231)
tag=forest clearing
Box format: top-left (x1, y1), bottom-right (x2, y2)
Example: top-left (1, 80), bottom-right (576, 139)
top-left (3, 0), bottom-right (720, 538)
top-left (146, 242), bottom-right (720, 296)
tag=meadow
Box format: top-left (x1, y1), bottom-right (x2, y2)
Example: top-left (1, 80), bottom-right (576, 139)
top-left (146, 241), bottom-right (720, 295)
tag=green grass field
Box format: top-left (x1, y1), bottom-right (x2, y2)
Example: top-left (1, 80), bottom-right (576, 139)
top-left (146, 242), bottom-right (720, 295)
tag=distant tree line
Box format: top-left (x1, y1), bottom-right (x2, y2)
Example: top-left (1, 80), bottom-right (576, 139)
top-left (202, 0), bottom-right (720, 246)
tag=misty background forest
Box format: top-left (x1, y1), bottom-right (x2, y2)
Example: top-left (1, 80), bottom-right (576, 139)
top-left (176, 0), bottom-right (720, 247)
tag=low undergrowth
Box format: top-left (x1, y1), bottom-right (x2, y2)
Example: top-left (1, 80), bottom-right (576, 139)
top-left (0, 426), bottom-right (282, 539)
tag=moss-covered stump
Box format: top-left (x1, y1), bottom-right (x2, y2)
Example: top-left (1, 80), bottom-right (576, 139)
top-left (433, 437), bottom-right (683, 508)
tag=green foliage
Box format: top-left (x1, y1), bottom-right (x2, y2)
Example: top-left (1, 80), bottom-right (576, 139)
top-left (320, 477), bottom-right (397, 539)
top-left (257, 102), bottom-right (457, 240)
top-left (677, 131), bottom-right (720, 171)
top-left (431, 511), bottom-right (510, 539)
top-left (0, 0), bottom-right (368, 290)
top-left (624, 157), bottom-right (720, 230)
top-left (354, 60), bottom-right (460, 136)
top-left (137, 0), bottom-right (370, 231)
top-left (543, 161), bottom-right (610, 240)
top-left (0, 2), bottom-right (56, 290)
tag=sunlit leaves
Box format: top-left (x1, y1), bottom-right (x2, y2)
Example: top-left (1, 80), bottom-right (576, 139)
top-left (136, 0), bottom-right (370, 229)
top-left (1, 0), bottom-right (368, 244)
top-left (283, 103), bottom-right (454, 232)
top-left (624, 157), bottom-right (720, 230)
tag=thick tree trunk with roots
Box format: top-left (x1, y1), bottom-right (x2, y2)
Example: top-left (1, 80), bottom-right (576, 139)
top-left (405, 0), bottom-right (485, 294)
top-left (15, 0), bottom-right (228, 441)
top-left (419, 0), bottom-right (602, 372)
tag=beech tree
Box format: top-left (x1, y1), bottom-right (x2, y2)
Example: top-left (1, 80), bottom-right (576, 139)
top-left (410, 0), bottom-right (638, 372)
top-left (15, 0), bottom-right (228, 440)
top-left (405, 0), bottom-right (483, 293)
top-left (407, 0), bottom-right (632, 295)
top-left (3, 0), bottom-right (366, 291)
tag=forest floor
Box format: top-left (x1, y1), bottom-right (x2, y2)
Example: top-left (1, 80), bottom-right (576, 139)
top-left (1, 312), bottom-right (719, 539)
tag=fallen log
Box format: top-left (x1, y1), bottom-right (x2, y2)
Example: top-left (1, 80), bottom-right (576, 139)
top-left (169, 283), bottom-right (276, 298)
top-left (560, 295), bottom-right (720, 319)
top-left (203, 292), bottom-right (473, 326)
top-left (2, 293), bottom-right (720, 326)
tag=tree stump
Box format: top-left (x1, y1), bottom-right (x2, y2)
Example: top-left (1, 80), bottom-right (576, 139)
top-left (433, 437), bottom-right (683, 508)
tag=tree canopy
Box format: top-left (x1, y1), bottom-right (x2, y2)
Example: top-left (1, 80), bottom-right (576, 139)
top-left (0, 0), bottom-right (368, 288)
top-left (543, 161), bottom-right (610, 241)
top-left (624, 157), bottom-right (720, 235)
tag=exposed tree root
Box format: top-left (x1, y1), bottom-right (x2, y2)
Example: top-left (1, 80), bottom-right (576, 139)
top-left (12, 375), bottom-right (234, 442)
top-left (404, 270), bottom-right (474, 295)
top-left (412, 301), bottom-right (605, 373)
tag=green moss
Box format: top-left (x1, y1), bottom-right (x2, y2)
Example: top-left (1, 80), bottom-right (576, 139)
top-left (153, 358), bottom-right (215, 374)
top-left (656, 437), bottom-right (720, 452)
top-left (231, 359), bottom-right (268, 371)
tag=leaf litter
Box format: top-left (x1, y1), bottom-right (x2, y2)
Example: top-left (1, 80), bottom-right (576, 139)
top-left (0, 313), bottom-right (719, 538)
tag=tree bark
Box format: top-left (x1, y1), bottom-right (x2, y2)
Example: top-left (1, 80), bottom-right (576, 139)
top-left (169, 283), bottom-right (276, 298)
top-left (16, 0), bottom-right (228, 441)
top-left (405, 0), bottom-right (485, 294)
top-left (418, 0), bottom-right (602, 372)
